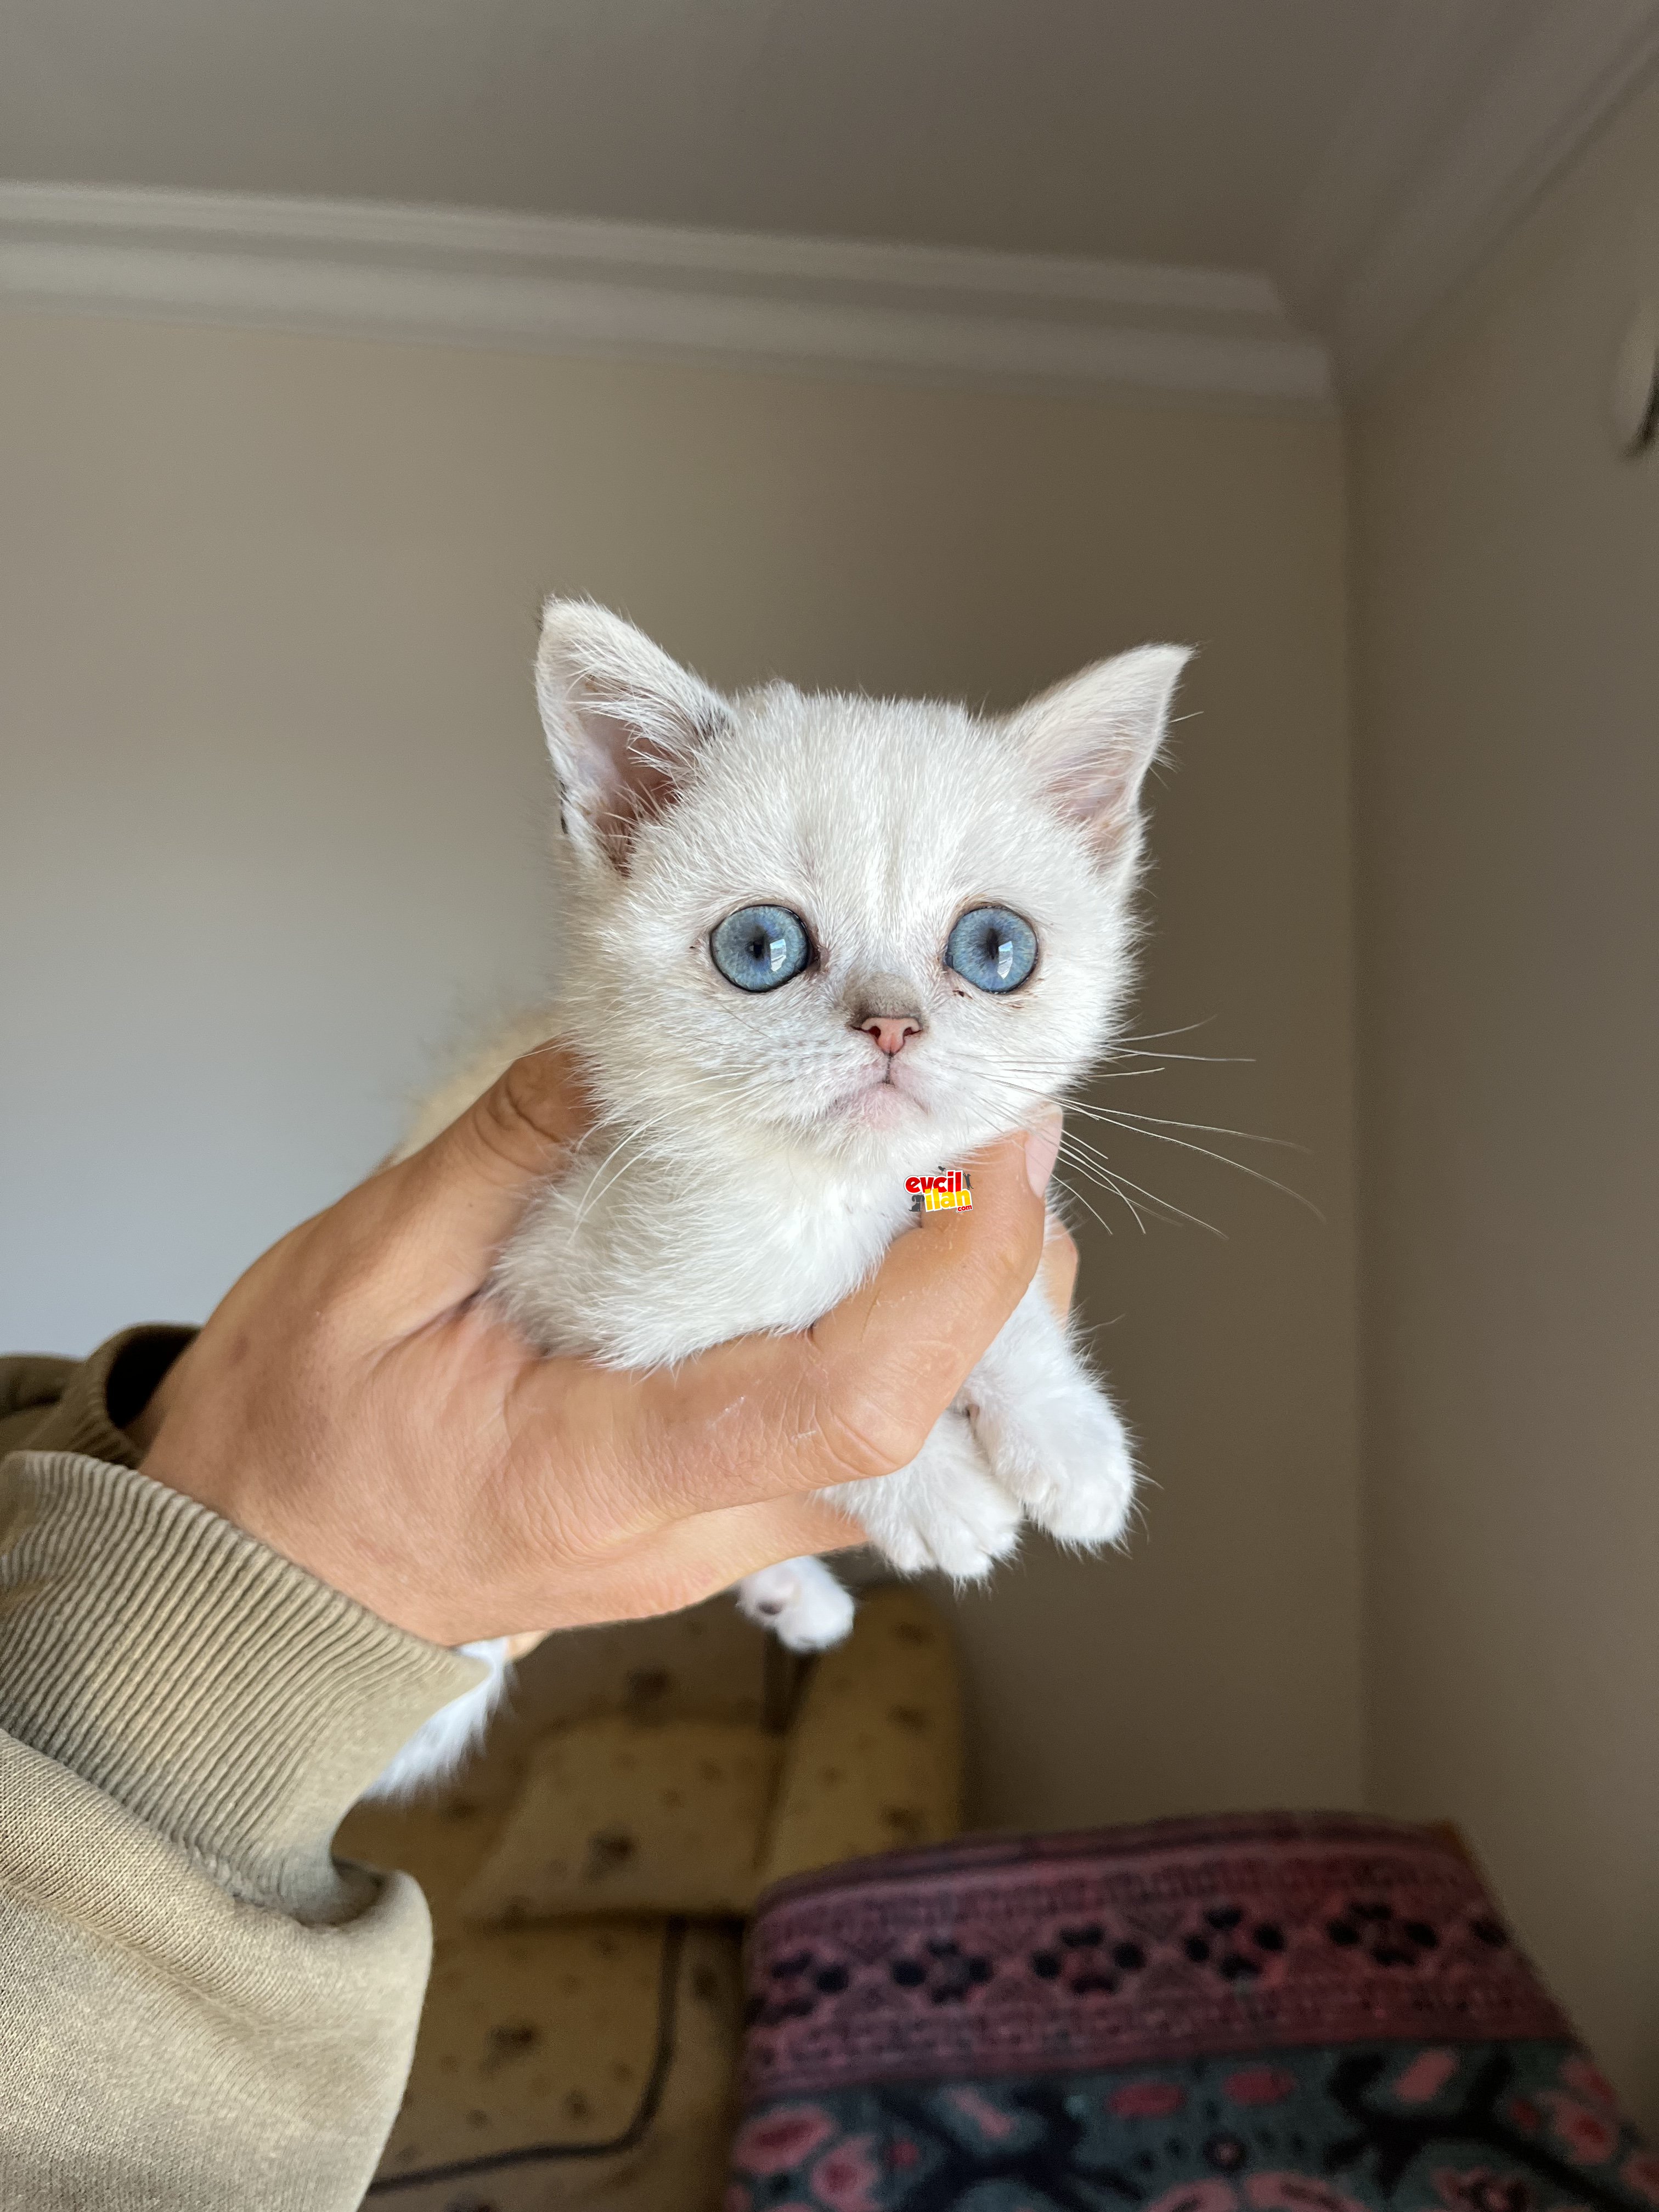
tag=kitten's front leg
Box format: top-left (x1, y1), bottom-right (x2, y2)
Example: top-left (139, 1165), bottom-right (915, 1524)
top-left (967, 1278), bottom-right (1137, 1548)
top-left (823, 1408), bottom-right (1023, 1581)
top-left (733, 1416), bottom-right (1021, 1650)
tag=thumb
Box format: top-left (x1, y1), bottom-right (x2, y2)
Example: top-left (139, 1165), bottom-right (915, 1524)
top-left (379, 1042), bottom-right (594, 1307)
top-left (621, 1109), bottom-right (1059, 1513)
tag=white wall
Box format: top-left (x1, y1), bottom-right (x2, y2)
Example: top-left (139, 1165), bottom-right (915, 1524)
top-left (1353, 71), bottom-right (1659, 2130)
top-left (0, 311), bottom-right (1360, 1837)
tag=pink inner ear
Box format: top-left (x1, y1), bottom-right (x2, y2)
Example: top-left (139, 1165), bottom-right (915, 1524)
top-left (1043, 741), bottom-right (1148, 850)
top-left (565, 697), bottom-right (707, 870)
top-left (589, 710), bottom-right (680, 828)
top-left (538, 600), bottom-right (732, 870)
top-left (1013, 645), bottom-right (1189, 851)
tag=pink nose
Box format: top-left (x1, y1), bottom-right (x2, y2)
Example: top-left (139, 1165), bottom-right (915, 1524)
top-left (861, 1014), bottom-right (922, 1056)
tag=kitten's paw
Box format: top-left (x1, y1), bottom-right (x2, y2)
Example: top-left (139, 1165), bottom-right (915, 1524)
top-left (827, 1414), bottom-right (1022, 1581)
top-left (977, 1382), bottom-right (1137, 1549)
top-left (908, 1476), bottom-right (1023, 1579)
top-left (736, 1558), bottom-right (856, 1651)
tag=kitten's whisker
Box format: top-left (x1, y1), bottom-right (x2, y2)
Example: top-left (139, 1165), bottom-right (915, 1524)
top-left (1066, 1103), bottom-right (1306, 1153)
top-left (1064, 1155), bottom-right (1158, 1235)
top-left (1059, 1146), bottom-right (1148, 1234)
top-left (1100, 1019), bottom-right (1252, 1065)
top-left (566, 1125), bottom-right (656, 1238)
top-left (569, 1086), bottom-right (763, 1203)
top-left (1104, 1046), bottom-right (1253, 1064)
top-left (1057, 1128), bottom-right (1126, 1176)
top-left (1055, 1138), bottom-right (1154, 1235)
top-left (1049, 1172), bottom-right (1116, 1239)
top-left (995, 1062), bottom-right (1168, 1085)
top-left (566, 1071), bottom-right (810, 1218)
top-left (1110, 1018), bottom-right (1221, 1046)
top-left (592, 1070), bottom-right (781, 1130)
top-left (1083, 1115), bottom-right (1323, 1219)
top-left (1098, 1176), bottom-right (1151, 1236)
top-left (1090, 1163), bottom-right (1227, 1239)
top-left (1058, 1130), bottom-right (1227, 1238)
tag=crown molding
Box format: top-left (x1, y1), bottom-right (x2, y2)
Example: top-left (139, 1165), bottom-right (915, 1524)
top-left (0, 182), bottom-right (1332, 409)
top-left (1278, 0), bottom-right (1659, 387)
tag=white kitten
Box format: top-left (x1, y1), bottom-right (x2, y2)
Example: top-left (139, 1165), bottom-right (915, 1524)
top-left (368, 602), bottom-right (1187, 1798)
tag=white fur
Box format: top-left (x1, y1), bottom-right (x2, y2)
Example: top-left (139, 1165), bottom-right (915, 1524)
top-left (368, 603), bottom-right (1188, 1798)
top-left (365, 1638), bottom-right (511, 1801)
top-left (735, 1558), bottom-right (857, 1649)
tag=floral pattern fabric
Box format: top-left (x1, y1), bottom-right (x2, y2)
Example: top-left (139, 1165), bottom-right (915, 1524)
top-left (727, 2036), bottom-right (1654, 2212)
top-left (729, 1817), bottom-right (1651, 2212)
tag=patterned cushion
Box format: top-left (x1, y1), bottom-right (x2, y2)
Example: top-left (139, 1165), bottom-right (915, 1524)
top-left (730, 1813), bottom-right (1657, 2211)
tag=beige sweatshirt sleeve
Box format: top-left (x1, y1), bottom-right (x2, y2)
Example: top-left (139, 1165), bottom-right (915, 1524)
top-left (0, 1333), bottom-right (488, 2211)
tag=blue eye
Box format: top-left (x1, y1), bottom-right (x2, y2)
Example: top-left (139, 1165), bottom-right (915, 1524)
top-left (945, 905), bottom-right (1038, 993)
top-left (710, 905), bottom-right (812, 991)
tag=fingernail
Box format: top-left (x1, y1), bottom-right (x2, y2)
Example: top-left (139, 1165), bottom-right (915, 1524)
top-left (1025, 1108), bottom-right (1063, 1194)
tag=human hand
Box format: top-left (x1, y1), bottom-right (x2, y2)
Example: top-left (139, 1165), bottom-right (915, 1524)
top-left (130, 1047), bottom-right (1063, 1646)
top-left (1040, 1216), bottom-right (1079, 1319)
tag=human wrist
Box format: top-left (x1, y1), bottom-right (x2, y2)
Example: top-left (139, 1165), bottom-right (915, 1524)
top-left (0, 1447), bottom-right (486, 1913)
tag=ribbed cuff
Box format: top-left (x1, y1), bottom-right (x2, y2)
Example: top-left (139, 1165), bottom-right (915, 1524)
top-left (0, 1450), bottom-right (487, 1920)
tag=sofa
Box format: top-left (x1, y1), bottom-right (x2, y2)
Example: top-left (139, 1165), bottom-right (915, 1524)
top-left (336, 1582), bottom-right (965, 2209)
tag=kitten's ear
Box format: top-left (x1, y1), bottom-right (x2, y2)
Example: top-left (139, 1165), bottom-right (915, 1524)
top-left (1009, 644), bottom-right (1192, 857)
top-left (536, 600), bottom-right (730, 870)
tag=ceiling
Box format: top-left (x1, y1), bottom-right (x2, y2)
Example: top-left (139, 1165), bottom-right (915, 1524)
top-left (4, 0), bottom-right (1658, 385)
top-left (0, 1), bottom-right (1528, 267)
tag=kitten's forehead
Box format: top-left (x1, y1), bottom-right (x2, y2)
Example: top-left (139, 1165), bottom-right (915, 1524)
top-left (674, 687), bottom-right (1059, 922)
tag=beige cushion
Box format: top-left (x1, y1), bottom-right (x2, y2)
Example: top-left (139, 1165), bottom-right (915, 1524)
top-left (339, 1791), bottom-right (743, 2209)
top-left (755, 1582), bottom-right (963, 1888)
top-left (373, 1916), bottom-right (742, 2210)
top-left (461, 1715), bottom-right (784, 1923)
top-left (416, 1598), bottom-right (777, 1824)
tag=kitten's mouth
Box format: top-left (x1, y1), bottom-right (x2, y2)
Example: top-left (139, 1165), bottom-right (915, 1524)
top-left (834, 1064), bottom-right (926, 1127)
